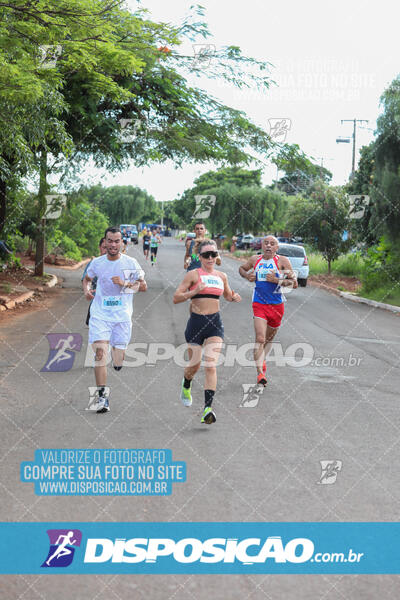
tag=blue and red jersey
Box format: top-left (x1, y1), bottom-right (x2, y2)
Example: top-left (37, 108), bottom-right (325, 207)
top-left (252, 255), bottom-right (285, 305)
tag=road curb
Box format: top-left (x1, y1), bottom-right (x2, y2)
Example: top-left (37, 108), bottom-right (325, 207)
top-left (0, 290), bottom-right (35, 311)
top-left (44, 274), bottom-right (58, 288)
top-left (340, 291), bottom-right (400, 313)
top-left (0, 275), bottom-right (57, 313)
top-left (52, 258), bottom-right (90, 271)
top-left (309, 280), bottom-right (342, 296)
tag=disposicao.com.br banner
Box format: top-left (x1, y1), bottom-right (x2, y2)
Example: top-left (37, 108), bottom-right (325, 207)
top-left (0, 522), bottom-right (398, 574)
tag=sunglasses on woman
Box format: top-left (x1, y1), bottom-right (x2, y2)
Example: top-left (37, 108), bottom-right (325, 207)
top-left (200, 251), bottom-right (218, 259)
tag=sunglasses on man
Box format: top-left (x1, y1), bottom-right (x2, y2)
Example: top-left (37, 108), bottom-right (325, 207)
top-left (200, 251), bottom-right (218, 259)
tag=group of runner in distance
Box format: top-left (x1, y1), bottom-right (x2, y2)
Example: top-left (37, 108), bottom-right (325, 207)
top-left (82, 223), bottom-right (297, 423)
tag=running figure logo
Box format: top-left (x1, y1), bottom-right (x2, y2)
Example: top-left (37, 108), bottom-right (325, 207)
top-left (317, 460), bottom-right (342, 485)
top-left (348, 195), bottom-right (370, 220)
top-left (86, 386), bottom-right (110, 410)
top-left (268, 118), bottom-right (291, 143)
top-left (239, 384), bottom-right (264, 408)
top-left (41, 333), bottom-right (82, 372)
top-left (120, 268), bottom-right (145, 294)
top-left (191, 44), bottom-right (216, 69)
top-left (38, 44), bottom-right (62, 69)
top-left (192, 195), bottom-right (216, 219)
top-left (41, 529), bottom-right (82, 568)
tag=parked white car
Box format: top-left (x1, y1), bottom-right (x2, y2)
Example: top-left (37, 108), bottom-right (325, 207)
top-left (237, 234), bottom-right (254, 249)
top-left (277, 243), bottom-right (309, 287)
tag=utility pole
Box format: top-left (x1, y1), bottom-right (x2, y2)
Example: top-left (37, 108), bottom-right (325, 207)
top-left (274, 165), bottom-right (279, 189)
top-left (161, 200), bottom-right (164, 228)
top-left (340, 118), bottom-right (369, 178)
top-left (315, 156), bottom-right (334, 170)
top-left (313, 156), bottom-right (324, 167)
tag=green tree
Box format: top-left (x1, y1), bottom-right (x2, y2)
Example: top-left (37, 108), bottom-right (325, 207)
top-left (192, 167), bottom-right (262, 193)
top-left (369, 76), bottom-right (400, 242)
top-left (347, 143), bottom-right (375, 195)
top-left (273, 144), bottom-right (332, 195)
top-left (345, 142), bottom-right (376, 245)
top-left (276, 166), bottom-right (332, 195)
top-left (161, 167), bottom-right (263, 229)
top-left (170, 166), bottom-right (287, 236)
top-left (287, 181), bottom-right (350, 273)
top-left (44, 196), bottom-right (108, 260)
top-left (1, 2), bottom-right (277, 270)
top-left (0, 0), bottom-right (178, 272)
top-left (83, 184), bottom-right (159, 225)
top-left (0, 0), bottom-right (159, 225)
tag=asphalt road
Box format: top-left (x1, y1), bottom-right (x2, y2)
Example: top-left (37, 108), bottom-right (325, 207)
top-left (1, 238), bottom-right (400, 598)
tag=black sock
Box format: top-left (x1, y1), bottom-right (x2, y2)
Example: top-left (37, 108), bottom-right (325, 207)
top-left (204, 389), bottom-right (215, 408)
top-left (98, 386), bottom-right (105, 397)
top-left (183, 377), bottom-right (192, 389)
top-left (113, 365), bottom-right (122, 371)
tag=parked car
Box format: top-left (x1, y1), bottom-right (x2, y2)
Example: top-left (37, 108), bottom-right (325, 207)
top-left (250, 237), bottom-right (262, 251)
top-left (291, 236), bottom-right (304, 245)
top-left (237, 234), bottom-right (254, 249)
top-left (277, 236), bottom-right (303, 245)
top-left (129, 226), bottom-right (138, 244)
top-left (120, 224), bottom-right (138, 244)
top-left (235, 234), bottom-right (244, 246)
top-left (277, 243), bottom-right (309, 287)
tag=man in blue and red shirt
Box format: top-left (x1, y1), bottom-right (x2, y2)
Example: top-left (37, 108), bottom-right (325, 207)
top-left (239, 236), bottom-right (298, 386)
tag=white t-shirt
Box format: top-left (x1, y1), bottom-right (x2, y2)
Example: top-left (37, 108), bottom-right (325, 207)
top-left (87, 254), bottom-right (144, 322)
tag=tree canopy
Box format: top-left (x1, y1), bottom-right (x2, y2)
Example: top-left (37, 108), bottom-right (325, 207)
top-left (0, 1), bottom-right (279, 273)
top-left (286, 181), bottom-right (350, 273)
top-left (165, 166), bottom-right (287, 235)
top-left (83, 184), bottom-right (160, 225)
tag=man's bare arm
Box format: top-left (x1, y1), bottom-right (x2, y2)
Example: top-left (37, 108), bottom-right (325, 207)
top-left (239, 256), bottom-right (257, 281)
top-left (83, 274), bottom-right (95, 300)
top-left (279, 256), bottom-right (298, 288)
top-left (184, 239), bottom-right (192, 268)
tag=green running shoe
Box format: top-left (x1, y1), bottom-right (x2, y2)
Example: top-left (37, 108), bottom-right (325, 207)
top-left (180, 379), bottom-right (192, 407)
top-left (201, 406), bottom-right (216, 424)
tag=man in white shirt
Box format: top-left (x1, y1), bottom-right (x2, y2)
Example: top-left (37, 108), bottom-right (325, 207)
top-left (83, 227), bottom-right (147, 413)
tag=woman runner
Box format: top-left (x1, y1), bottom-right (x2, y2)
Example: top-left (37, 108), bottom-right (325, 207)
top-left (173, 239), bottom-right (241, 424)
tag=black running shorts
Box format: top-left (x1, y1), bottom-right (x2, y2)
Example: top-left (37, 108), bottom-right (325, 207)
top-left (184, 312), bottom-right (224, 345)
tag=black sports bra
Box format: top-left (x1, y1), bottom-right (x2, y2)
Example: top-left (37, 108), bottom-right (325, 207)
top-left (192, 293), bottom-right (220, 300)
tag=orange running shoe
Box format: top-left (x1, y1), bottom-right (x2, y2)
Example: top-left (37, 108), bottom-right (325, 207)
top-left (257, 372), bottom-right (267, 386)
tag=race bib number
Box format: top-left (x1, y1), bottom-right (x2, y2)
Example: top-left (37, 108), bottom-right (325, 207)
top-left (200, 275), bottom-right (224, 290)
top-left (257, 264), bottom-right (275, 281)
top-left (103, 296), bottom-right (122, 308)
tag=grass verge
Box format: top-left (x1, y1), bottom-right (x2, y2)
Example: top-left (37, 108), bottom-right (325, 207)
top-left (358, 285), bottom-right (400, 307)
top-left (308, 252), bottom-right (364, 277)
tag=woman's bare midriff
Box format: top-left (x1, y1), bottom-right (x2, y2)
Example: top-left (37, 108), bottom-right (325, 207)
top-left (190, 297), bottom-right (220, 315)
